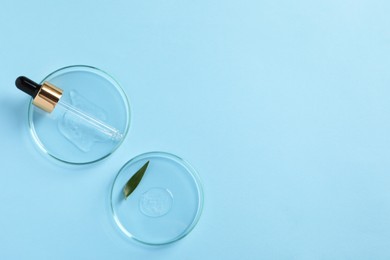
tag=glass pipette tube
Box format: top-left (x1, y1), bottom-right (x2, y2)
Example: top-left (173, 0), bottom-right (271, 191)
top-left (15, 76), bottom-right (124, 142)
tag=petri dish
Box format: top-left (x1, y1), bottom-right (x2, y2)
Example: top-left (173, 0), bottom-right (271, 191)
top-left (28, 65), bottom-right (130, 164)
top-left (110, 152), bottom-right (204, 245)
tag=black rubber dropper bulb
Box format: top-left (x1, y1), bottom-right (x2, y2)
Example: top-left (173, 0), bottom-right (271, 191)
top-left (15, 76), bottom-right (41, 98)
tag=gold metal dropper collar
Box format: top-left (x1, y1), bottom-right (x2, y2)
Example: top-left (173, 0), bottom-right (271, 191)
top-left (32, 82), bottom-right (63, 113)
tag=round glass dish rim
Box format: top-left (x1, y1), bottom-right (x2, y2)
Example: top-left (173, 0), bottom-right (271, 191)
top-left (110, 151), bottom-right (204, 246)
top-left (27, 65), bottom-right (131, 165)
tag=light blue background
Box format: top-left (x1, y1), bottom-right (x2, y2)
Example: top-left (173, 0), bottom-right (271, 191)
top-left (1, 0), bottom-right (389, 259)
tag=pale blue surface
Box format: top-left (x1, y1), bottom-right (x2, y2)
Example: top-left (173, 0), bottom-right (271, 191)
top-left (1, 0), bottom-right (390, 259)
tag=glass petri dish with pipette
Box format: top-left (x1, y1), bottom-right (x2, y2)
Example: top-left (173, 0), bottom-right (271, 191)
top-left (16, 65), bottom-right (130, 164)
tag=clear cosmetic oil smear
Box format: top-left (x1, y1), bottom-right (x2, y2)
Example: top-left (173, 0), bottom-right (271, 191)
top-left (16, 76), bottom-right (124, 152)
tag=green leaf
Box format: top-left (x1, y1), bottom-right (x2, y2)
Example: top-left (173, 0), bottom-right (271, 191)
top-left (123, 161), bottom-right (150, 199)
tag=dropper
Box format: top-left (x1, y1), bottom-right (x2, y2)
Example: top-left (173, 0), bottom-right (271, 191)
top-left (15, 76), bottom-right (124, 142)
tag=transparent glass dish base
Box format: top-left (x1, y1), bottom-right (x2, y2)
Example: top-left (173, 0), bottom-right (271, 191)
top-left (110, 152), bottom-right (204, 245)
top-left (28, 65), bottom-right (130, 164)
